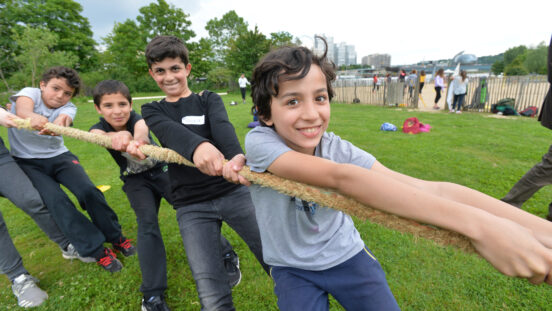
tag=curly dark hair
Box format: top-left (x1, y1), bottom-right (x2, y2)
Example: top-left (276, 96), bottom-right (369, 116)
top-left (251, 37), bottom-right (336, 126)
top-left (41, 66), bottom-right (81, 97)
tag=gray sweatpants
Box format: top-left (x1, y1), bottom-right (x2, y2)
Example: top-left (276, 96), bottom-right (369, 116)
top-left (502, 144), bottom-right (552, 217)
top-left (0, 160), bottom-right (70, 281)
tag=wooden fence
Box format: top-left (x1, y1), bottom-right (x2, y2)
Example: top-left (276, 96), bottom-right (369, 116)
top-left (333, 75), bottom-right (549, 113)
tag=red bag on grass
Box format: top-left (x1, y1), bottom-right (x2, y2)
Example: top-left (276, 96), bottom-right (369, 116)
top-left (402, 117), bottom-right (421, 134)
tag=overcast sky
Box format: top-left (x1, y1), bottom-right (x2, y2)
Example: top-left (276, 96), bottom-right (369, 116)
top-left (76, 0), bottom-right (551, 66)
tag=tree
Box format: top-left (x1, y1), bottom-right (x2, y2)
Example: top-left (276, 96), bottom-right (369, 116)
top-left (205, 10), bottom-right (248, 62)
top-left (188, 38), bottom-right (215, 78)
top-left (103, 19), bottom-right (146, 78)
top-left (269, 31), bottom-right (295, 49)
top-left (504, 56), bottom-right (528, 76)
top-left (11, 26), bottom-right (77, 87)
top-left (225, 26), bottom-right (270, 78)
top-left (491, 60), bottom-right (504, 75)
top-left (524, 42), bottom-right (547, 74)
top-left (503, 45), bottom-right (527, 67)
top-left (136, 0), bottom-right (195, 42)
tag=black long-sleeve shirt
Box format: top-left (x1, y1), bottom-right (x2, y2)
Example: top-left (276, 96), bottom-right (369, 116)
top-left (141, 91), bottom-right (241, 206)
top-left (538, 35), bottom-right (552, 129)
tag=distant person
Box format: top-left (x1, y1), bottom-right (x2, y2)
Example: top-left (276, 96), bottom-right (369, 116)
top-left (407, 69), bottom-right (417, 98)
top-left (399, 69), bottom-right (406, 82)
top-left (419, 70), bottom-right (426, 93)
top-left (433, 68), bottom-right (445, 110)
top-left (238, 73), bottom-right (250, 104)
top-left (451, 70), bottom-right (468, 113)
top-left (372, 74), bottom-right (379, 92)
top-left (501, 35), bottom-right (552, 220)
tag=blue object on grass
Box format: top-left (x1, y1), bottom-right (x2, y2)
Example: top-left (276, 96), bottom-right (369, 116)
top-left (380, 122), bottom-right (397, 131)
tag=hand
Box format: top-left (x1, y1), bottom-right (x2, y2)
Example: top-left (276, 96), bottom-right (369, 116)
top-left (192, 142), bottom-right (225, 176)
top-left (52, 114), bottom-right (73, 127)
top-left (222, 154), bottom-right (250, 186)
top-left (0, 109), bottom-right (18, 128)
top-left (471, 216), bottom-right (552, 285)
top-left (126, 140), bottom-right (147, 160)
top-left (110, 131), bottom-right (133, 151)
top-left (30, 115), bottom-right (53, 135)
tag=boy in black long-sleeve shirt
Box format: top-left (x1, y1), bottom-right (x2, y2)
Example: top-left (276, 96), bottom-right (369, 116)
top-left (141, 36), bottom-right (268, 311)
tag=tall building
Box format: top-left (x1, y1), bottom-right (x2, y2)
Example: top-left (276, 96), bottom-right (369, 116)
top-left (313, 34), bottom-right (356, 66)
top-left (362, 54), bottom-right (391, 69)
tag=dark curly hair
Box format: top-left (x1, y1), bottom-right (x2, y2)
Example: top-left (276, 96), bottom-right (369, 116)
top-left (41, 66), bottom-right (81, 97)
top-left (251, 37), bottom-right (336, 126)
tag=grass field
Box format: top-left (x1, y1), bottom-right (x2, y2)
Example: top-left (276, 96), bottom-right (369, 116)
top-left (1, 92), bottom-right (551, 310)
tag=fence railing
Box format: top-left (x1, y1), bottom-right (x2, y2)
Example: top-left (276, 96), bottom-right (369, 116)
top-left (333, 75), bottom-right (549, 113)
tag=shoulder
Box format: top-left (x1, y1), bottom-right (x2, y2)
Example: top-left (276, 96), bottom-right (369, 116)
top-left (11, 87), bottom-right (40, 102)
top-left (245, 127), bottom-right (291, 172)
top-left (319, 132), bottom-right (376, 168)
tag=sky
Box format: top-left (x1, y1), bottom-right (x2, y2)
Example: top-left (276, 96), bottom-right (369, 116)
top-left (76, 0), bottom-right (551, 66)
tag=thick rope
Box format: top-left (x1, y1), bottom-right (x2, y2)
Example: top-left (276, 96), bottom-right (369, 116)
top-left (13, 119), bottom-right (475, 253)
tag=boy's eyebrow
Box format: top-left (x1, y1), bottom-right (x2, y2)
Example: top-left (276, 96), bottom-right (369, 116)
top-left (280, 88), bottom-right (327, 98)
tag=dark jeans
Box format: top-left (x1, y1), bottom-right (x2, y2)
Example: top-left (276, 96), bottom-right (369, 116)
top-left (271, 247), bottom-right (400, 311)
top-left (176, 186), bottom-right (268, 311)
top-left (123, 167), bottom-right (170, 298)
top-left (452, 93), bottom-right (466, 110)
top-left (15, 152), bottom-right (123, 258)
top-left (434, 86), bottom-right (442, 103)
top-left (502, 144), bottom-right (552, 217)
top-left (240, 87), bottom-right (246, 100)
top-left (0, 210), bottom-right (27, 281)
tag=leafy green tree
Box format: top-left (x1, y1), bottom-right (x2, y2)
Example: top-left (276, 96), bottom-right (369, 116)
top-left (188, 38), bottom-right (215, 78)
top-left (503, 45), bottom-right (527, 67)
top-left (491, 60), bottom-right (504, 75)
top-left (524, 42), bottom-right (547, 74)
top-left (269, 31), bottom-right (295, 49)
top-left (205, 10), bottom-right (248, 62)
top-left (207, 66), bottom-right (233, 89)
top-left (10, 26), bottom-right (77, 87)
top-left (136, 0), bottom-right (195, 42)
top-left (225, 26), bottom-right (270, 78)
top-left (504, 56), bottom-right (528, 76)
top-left (103, 19), bottom-right (145, 78)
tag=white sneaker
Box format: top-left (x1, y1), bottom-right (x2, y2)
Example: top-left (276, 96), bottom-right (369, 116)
top-left (61, 243), bottom-right (96, 263)
top-left (456, 110), bottom-right (462, 114)
top-left (450, 109), bottom-right (455, 113)
top-left (12, 274), bottom-right (48, 308)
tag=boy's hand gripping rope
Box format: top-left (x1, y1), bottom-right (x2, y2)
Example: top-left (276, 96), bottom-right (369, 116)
top-left (13, 119), bottom-right (475, 253)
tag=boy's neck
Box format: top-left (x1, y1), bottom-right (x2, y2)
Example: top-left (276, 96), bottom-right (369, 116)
top-left (165, 89), bottom-right (192, 102)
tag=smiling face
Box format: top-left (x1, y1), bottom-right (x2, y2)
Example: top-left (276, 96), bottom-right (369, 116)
top-left (39, 78), bottom-right (75, 109)
top-left (95, 93), bottom-right (132, 131)
top-left (148, 57), bottom-right (192, 102)
top-left (263, 65), bottom-right (330, 155)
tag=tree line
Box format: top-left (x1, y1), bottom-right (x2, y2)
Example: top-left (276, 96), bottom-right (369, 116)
top-left (0, 0), bottom-right (298, 97)
top-left (0, 0), bottom-right (546, 99)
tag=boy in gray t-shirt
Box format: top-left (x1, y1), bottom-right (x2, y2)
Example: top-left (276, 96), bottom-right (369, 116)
top-left (223, 43), bottom-right (552, 310)
top-left (8, 66), bottom-right (135, 273)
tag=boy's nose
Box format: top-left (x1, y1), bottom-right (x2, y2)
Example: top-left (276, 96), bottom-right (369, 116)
top-left (301, 101), bottom-right (319, 119)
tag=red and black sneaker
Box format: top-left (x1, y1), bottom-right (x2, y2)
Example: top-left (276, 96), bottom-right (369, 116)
top-left (113, 237), bottom-right (137, 257)
top-left (96, 248), bottom-right (123, 273)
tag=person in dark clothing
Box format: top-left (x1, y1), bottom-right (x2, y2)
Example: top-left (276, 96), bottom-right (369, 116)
top-left (141, 36), bottom-right (268, 311)
top-left (89, 80), bottom-right (242, 311)
top-left (502, 35), bottom-right (552, 221)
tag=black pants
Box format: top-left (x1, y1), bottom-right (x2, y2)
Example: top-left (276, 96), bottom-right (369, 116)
top-left (15, 152), bottom-right (123, 258)
top-left (240, 87), bottom-right (246, 100)
top-left (434, 86), bottom-right (442, 104)
top-left (502, 144), bottom-right (552, 217)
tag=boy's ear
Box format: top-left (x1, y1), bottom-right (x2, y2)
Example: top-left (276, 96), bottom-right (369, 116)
top-left (39, 80), bottom-right (46, 90)
top-left (148, 69), bottom-right (154, 79)
top-left (261, 115), bottom-right (273, 127)
top-left (185, 63), bottom-right (192, 77)
top-left (94, 104), bottom-right (102, 114)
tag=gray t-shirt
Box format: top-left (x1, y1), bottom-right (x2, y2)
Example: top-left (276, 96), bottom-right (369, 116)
top-left (245, 126), bottom-right (376, 270)
top-left (8, 87), bottom-right (77, 159)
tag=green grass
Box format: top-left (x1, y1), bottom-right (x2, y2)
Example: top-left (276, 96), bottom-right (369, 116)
top-left (1, 94), bottom-right (551, 310)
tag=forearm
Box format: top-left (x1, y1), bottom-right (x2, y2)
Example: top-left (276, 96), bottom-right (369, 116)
top-left (333, 164), bottom-right (490, 240)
